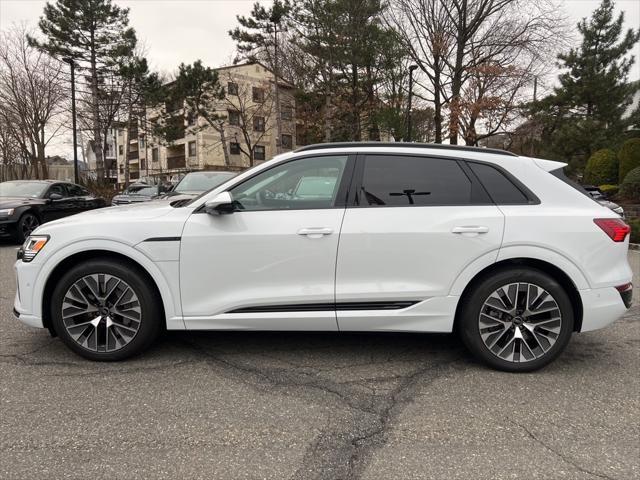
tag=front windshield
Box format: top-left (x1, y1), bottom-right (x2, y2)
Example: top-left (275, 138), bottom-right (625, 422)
top-left (175, 172), bottom-right (236, 193)
top-left (0, 181), bottom-right (48, 198)
top-left (125, 186), bottom-right (157, 196)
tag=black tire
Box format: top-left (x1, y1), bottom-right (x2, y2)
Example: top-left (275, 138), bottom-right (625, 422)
top-left (50, 258), bottom-right (161, 361)
top-left (458, 267), bottom-right (574, 372)
top-left (14, 212), bottom-right (40, 243)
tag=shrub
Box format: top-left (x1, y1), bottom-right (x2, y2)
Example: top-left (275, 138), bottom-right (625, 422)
top-left (82, 177), bottom-right (117, 202)
top-left (618, 138), bottom-right (640, 183)
top-left (620, 166), bottom-right (640, 202)
top-left (599, 184), bottom-right (619, 198)
top-left (584, 149), bottom-right (618, 185)
top-left (629, 219), bottom-right (640, 244)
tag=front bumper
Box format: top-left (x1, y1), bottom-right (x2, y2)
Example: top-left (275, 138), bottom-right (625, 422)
top-left (13, 260), bottom-right (44, 329)
top-left (0, 218), bottom-right (18, 237)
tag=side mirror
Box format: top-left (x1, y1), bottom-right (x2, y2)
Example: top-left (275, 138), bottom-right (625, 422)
top-left (204, 191), bottom-right (235, 215)
top-left (49, 193), bottom-right (64, 201)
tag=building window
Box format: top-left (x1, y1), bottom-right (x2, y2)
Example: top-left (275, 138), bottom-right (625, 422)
top-left (118, 130), bottom-right (123, 137)
top-left (187, 112), bottom-right (196, 126)
top-left (253, 116), bottom-right (265, 132)
top-left (139, 138), bottom-right (145, 148)
top-left (254, 145), bottom-right (266, 161)
top-left (281, 106), bottom-right (293, 121)
top-left (118, 145), bottom-right (123, 155)
top-left (230, 142), bottom-right (241, 155)
top-left (152, 148), bottom-right (159, 163)
top-left (140, 159), bottom-right (146, 170)
top-left (228, 110), bottom-right (240, 126)
top-left (227, 82), bottom-right (238, 96)
top-left (252, 87), bottom-right (264, 103)
top-left (281, 134), bottom-right (293, 150)
top-left (188, 141), bottom-right (196, 157)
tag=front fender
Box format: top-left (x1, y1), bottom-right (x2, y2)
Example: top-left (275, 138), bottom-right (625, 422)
top-left (33, 238), bottom-right (184, 330)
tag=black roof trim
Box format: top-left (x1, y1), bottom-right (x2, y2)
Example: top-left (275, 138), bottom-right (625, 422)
top-left (295, 142), bottom-right (518, 157)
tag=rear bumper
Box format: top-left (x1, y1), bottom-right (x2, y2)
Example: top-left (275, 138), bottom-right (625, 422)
top-left (579, 286), bottom-right (630, 332)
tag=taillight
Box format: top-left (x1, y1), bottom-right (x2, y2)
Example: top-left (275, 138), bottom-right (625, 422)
top-left (615, 282), bottom-right (632, 293)
top-left (594, 218), bottom-right (630, 242)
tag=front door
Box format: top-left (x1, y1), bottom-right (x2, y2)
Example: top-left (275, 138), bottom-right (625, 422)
top-left (180, 154), bottom-right (353, 330)
top-left (41, 183), bottom-right (75, 222)
top-left (336, 153), bottom-right (505, 332)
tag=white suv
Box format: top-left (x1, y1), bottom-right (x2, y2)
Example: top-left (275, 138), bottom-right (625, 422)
top-left (13, 144), bottom-right (633, 371)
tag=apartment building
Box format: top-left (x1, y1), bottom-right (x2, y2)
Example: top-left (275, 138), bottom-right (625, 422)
top-left (113, 62), bottom-right (296, 186)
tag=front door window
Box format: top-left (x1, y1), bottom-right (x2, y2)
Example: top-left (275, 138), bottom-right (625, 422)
top-left (230, 155), bottom-right (348, 211)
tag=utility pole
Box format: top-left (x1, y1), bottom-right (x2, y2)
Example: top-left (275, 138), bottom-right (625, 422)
top-left (406, 65), bottom-right (418, 142)
top-left (63, 57), bottom-right (79, 184)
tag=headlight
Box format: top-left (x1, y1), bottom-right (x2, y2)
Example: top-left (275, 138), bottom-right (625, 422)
top-left (0, 208), bottom-right (14, 217)
top-left (20, 235), bottom-right (49, 262)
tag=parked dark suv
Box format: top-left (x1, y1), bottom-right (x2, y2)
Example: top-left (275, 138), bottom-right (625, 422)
top-left (0, 180), bottom-right (106, 242)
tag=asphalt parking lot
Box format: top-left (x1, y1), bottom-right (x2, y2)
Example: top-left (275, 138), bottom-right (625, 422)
top-left (1, 242), bottom-right (638, 480)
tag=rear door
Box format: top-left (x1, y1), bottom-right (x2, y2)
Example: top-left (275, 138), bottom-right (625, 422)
top-left (335, 153), bottom-right (505, 331)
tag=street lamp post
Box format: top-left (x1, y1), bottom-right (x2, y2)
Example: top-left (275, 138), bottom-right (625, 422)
top-left (62, 57), bottom-right (79, 184)
top-left (406, 65), bottom-right (418, 142)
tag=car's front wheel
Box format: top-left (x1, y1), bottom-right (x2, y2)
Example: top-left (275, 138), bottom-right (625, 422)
top-left (15, 212), bottom-right (40, 243)
top-left (459, 268), bottom-right (574, 372)
top-left (51, 259), bottom-right (161, 361)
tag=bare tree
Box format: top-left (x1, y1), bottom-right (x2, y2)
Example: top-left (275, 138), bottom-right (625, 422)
top-left (387, 0), bottom-right (567, 145)
top-left (221, 71), bottom-right (275, 166)
top-left (386, 0), bottom-right (453, 143)
top-left (0, 25), bottom-right (66, 179)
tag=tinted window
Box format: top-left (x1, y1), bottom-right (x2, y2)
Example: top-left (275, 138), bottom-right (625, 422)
top-left (359, 155), bottom-right (475, 206)
top-left (230, 155), bottom-right (347, 211)
top-left (468, 162), bottom-right (529, 204)
top-left (66, 184), bottom-right (85, 196)
top-left (48, 184), bottom-right (67, 197)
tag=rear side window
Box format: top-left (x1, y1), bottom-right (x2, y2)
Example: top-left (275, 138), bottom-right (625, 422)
top-left (468, 162), bottom-right (529, 204)
top-left (359, 155), bottom-right (482, 206)
top-left (550, 167), bottom-right (592, 198)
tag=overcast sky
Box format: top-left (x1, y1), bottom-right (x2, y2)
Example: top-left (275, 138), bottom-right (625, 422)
top-left (0, 0), bottom-right (638, 158)
top-left (1, 0), bottom-right (638, 76)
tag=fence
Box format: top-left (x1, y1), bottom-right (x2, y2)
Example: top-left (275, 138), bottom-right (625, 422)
top-left (0, 164), bottom-right (78, 182)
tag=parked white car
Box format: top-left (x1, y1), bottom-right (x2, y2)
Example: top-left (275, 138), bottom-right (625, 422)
top-left (13, 143), bottom-right (633, 371)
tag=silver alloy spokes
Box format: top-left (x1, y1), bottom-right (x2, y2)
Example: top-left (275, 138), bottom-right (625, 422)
top-left (62, 274), bottom-right (141, 352)
top-left (479, 283), bottom-right (562, 363)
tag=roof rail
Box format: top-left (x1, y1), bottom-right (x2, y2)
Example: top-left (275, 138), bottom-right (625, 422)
top-left (295, 142), bottom-right (519, 157)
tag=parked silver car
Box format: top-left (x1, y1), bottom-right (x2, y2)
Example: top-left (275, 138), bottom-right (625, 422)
top-left (583, 185), bottom-right (625, 218)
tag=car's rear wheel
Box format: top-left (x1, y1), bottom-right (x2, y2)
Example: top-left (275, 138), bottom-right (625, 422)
top-left (459, 268), bottom-right (574, 372)
top-left (15, 212), bottom-right (40, 243)
top-left (50, 259), bottom-right (161, 361)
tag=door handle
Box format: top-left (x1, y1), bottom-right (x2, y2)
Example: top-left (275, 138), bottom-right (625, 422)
top-left (451, 226), bottom-right (489, 235)
top-left (297, 227), bottom-right (333, 238)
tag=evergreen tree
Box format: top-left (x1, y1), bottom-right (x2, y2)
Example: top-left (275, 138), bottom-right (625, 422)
top-left (533, 0), bottom-right (639, 172)
top-left (290, 0), bottom-right (400, 142)
top-left (29, 0), bottom-right (137, 181)
top-left (154, 61), bottom-right (230, 165)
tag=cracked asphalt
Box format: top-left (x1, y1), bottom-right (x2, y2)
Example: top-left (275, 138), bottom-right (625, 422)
top-left (1, 242), bottom-right (638, 480)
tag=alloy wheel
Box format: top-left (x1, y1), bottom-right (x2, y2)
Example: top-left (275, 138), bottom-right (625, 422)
top-left (478, 282), bottom-right (562, 363)
top-left (21, 214), bottom-right (39, 238)
top-left (61, 274), bottom-right (142, 352)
